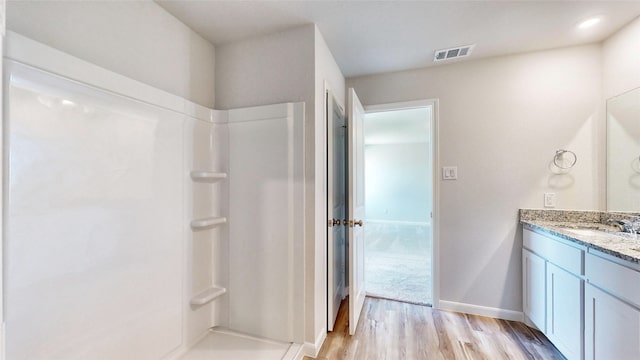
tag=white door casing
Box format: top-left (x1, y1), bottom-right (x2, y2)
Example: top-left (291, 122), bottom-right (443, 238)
top-left (348, 88), bottom-right (366, 335)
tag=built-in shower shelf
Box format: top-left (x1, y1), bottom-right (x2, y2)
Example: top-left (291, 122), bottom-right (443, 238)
top-left (191, 216), bottom-right (227, 230)
top-left (190, 171), bottom-right (227, 182)
top-left (190, 286), bottom-right (227, 306)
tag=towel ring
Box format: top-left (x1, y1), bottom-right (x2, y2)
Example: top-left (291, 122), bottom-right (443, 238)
top-left (554, 149), bottom-right (577, 169)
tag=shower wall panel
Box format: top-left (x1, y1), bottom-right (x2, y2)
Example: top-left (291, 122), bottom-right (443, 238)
top-left (184, 115), bottom-right (230, 344)
top-left (5, 32), bottom-right (307, 359)
top-left (227, 103), bottom-right (304, 344)
top-left (5, 61), bottom-right (184, 359)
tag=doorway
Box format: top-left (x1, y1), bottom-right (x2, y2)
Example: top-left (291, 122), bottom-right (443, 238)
top-left (363, 104), bottom-right (434, 305)
top-left (326, 90), bottom-right (438, 333)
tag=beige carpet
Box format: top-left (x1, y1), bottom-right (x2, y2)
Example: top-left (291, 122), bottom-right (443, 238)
top-left (364, 222), bottom-right (432, 305)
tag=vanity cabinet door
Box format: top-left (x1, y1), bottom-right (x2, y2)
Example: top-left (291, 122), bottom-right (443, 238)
top-left (523, 249), bottom-right (546, 332)
top-left (546, 262), bottom-right (583, 360)
top-left (585, 284), bottom-right (640, 360)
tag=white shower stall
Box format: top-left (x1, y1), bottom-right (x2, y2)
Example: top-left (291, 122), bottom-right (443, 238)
top-left (3, 32), bottom-right (304, 360)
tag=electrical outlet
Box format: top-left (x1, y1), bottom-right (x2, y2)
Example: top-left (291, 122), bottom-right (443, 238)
top-left (442, 166), bottom-right (458, 180)
top-left (544, 193), bottom-right (556, 208)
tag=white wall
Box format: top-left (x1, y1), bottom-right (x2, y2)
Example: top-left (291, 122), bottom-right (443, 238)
top-left (603, 16), bottom-right (640, 99)
top-left (6, 1), bottom-right (215, 107)
top-left (365, 143), bottom-right (431, 222)
top-left (347, 44), bottom-right (603, 313)
top-left (214, 25), bottom-right (315, 111)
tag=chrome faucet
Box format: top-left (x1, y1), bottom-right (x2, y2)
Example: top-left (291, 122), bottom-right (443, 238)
top-left (607, 218), bottom-right (640, 234)
top-left (607, 219), bottom-right (633, 232)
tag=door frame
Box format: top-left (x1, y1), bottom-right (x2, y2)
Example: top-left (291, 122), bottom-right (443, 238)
top-left (325, 85), bottom-right (346, 332)
top-left (323, 97), bottom-right (441, 332)
top-left (363, 99), bottom-right (440, 309)
top-left (324, 82), bottom-right (347, 333)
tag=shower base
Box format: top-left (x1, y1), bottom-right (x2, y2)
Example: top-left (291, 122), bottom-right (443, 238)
top-left (179, 328), bottom-right (302, 360)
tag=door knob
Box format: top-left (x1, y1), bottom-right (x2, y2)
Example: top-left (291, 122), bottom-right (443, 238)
top-left (343, 219), bottom-right (348, 226)
top-left (332, 219), bottom-right (341, 226)
top-left (354, 220), bottom-right (363, 227)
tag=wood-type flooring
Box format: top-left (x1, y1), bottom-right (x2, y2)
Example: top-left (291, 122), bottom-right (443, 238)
top-left (307, 297), bottom-right (565, 360)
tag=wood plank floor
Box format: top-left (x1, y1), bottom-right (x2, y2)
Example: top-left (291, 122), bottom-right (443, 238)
top-left (307, 297), bottom-right (565, 360)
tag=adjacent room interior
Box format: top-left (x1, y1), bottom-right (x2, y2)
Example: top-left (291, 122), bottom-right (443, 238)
top-left (363, 106), bottom-right (434, 305)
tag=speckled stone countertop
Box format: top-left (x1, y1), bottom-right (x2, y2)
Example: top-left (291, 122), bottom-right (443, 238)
top-left (520, 209), bottom-right (640, 265)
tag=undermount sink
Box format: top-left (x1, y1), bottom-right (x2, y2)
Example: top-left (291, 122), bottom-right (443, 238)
top-left (563, 227), bottom-right (638, 240)
top-left (564, 228), bottom-right (608, 237)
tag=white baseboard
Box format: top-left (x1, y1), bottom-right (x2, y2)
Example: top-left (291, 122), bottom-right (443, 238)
top-left (438, 300), bottom-right (524, 322)
top-left (522, 315), bottom-right (542, 332)
top-left (302, 327), bottom-right (327, 359)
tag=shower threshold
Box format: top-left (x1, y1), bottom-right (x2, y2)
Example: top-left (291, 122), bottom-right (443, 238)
top-left (179, 327), bottom-right (302, 360)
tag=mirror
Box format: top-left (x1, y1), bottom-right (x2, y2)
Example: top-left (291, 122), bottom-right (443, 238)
top-left (607, 87), bottom-right (640, 211)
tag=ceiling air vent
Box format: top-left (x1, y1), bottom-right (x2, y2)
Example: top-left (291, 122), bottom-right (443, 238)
top-left (434, 45), bottom-right (475, 62)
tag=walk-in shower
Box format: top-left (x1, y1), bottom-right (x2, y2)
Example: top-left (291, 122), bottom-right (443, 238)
top-left (3, 32), bottom-right (304, 360)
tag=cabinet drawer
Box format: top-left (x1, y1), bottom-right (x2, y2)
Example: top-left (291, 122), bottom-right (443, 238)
top-left (524, 229), bottom-right (583, 275)
top-left (586, 253), bottom-right (640, 307)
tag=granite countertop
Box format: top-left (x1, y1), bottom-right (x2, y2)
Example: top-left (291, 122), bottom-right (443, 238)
top-left (522, 219), bottom-right (640, 265)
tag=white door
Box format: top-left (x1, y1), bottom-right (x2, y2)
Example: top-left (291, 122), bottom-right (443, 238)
top-left (348, 88), bottom-right (366, 335)
top-left (326, 91), bottom-right (346, 331)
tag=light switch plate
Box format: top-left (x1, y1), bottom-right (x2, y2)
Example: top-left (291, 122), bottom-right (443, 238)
top-left (442, 166), bottom-right (458, 180)
top-left (544, 193), bottom-right (556, 208)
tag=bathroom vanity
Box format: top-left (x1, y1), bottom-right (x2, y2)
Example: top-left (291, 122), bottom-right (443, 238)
top-left (521, 210), bottom-right (640, 360)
